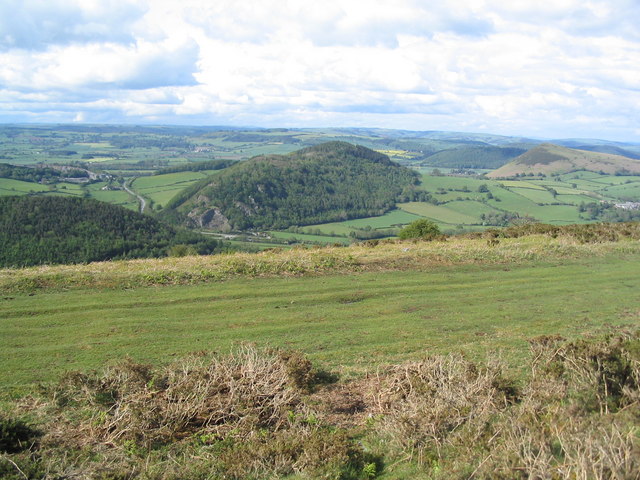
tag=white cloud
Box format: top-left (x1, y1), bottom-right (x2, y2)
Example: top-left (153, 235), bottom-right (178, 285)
top-left (0, 0), bottom-right (638, 140)
top-left (0, 0), bottom-right (148, 50)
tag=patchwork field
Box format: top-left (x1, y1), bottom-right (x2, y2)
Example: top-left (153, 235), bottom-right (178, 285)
top-left (131, 170), bottom-right (222, 207)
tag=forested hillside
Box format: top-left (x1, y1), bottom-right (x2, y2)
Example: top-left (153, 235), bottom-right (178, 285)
top-left (423, 146), bottom-right (527, 169)
top-left (166, 142), bottom-right (419, 230)
top-left (0, 196), bottom-right (227, 267)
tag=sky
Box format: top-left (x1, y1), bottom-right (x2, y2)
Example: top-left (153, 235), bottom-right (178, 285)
top-left (0, 0), bottom-right (639, 141)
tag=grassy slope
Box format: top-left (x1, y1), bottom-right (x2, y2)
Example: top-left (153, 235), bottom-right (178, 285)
top-left (2, 233), bottom-right (640, 394)
top-left (488, 143), bottom-right (640, 177)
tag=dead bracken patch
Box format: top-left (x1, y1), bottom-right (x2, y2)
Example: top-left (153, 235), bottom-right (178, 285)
top-left (1, 329), bottom-right (639, 479)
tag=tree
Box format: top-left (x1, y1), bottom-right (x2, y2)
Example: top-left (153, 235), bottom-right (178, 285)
top-left (398, 219), bottom-right (441, 240)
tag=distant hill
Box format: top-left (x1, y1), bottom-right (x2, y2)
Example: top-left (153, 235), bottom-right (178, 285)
top-left (486, 143), bottom-right (640, 178)
top-left (569, 145), bottom-right (640, 160)
top-left (0, 196), bottom-right (227, 267)
top-left (423, 146), bottom-right (527, 169)
top-left (164, 141), bottom-right (419, 231)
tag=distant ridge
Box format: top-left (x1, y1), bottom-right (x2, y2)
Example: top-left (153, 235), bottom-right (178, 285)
top-left (486, 143), bottom-right (640, 178)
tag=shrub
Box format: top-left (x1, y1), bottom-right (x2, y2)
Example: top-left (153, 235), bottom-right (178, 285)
top-left (0, 415), bottom-right (40, 453)
top-left (398, 219), bottom-right (441, 240)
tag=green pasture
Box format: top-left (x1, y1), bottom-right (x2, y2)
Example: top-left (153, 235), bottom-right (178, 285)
top-left (508, 186), bottom-right (557, 204)
top-left (527, 204), bottom-right (585, 223)
top-left (1, 252), bottom-right (639, 393)
top-left (556, 193), bottom-right (601, 205)
top-left (300, 209), bottom-right (421, 236)
top-left (485, 186), bottom-right (539, 211)
top-left (498, 180), bottom-right (546, 190)
top-left (89, 188), bottom-right (137, 209)
top-left (600, 182), bottom-right (640, 200)
top-left (444, 200), bottom-right (502, 217)
top-left (131, 171), bottom-right (218, 207)
top-left (269, 231), bottom-right (351, 245)
top-left (398, 202), bottom-right (478, 225)
top-left (419, 174), bottom-right (490, 191)
top-left (0, 178), bottom-right (50, 195)
top-left (431, 190), bottom-right (484, 202)
top-left (537, 184), bottom-right (585, 195)
top-left (56, 182), bottom-right (86, 194)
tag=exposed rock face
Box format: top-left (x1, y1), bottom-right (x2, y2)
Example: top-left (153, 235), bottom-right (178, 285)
top-left (187, 208), bottom-right (232, 232)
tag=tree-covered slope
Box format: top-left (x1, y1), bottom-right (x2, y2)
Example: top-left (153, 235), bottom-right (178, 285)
top-left (423, 146), bottom-right (527, 169)
top-left (165, 141), bottom-right (420, 230)
top-left (0, 196), bottom-right (227, 267)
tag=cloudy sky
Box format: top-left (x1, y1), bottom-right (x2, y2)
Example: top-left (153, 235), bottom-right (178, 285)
top-left (1, 0), bottom-right (639, 141)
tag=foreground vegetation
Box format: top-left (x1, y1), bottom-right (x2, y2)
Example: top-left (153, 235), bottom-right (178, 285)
top-left (1, 333), bottom-right (638, 479)
top-left (1, 222), bottom-right (639, 478)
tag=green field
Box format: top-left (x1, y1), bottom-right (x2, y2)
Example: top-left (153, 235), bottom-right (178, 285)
top-left (269, 231), bottom-right (351, 245)
top-left (1, 229), bottom-right (640, 479)
top-left (299, 209), bottom-right (422, 236)
top-left (1, 235), bottom-right (639, 392)
top-left (0, 178), bottom-right (51, 195)
top-left (398, 202), bottom-right (479, 225)
top-left (131, 170), bottom-right (218, 207)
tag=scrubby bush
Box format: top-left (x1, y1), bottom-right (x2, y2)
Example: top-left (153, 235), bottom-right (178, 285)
top-left (398, 218), bottom-right (441, 240)
top-left (365, 330), bottom-right (640, 478)
top-left (4, 331), bottom-right (639, 479)
top-left (15, 346), bottom-right (375, 479)
top-left (0, 415), bottom-right (39, 453)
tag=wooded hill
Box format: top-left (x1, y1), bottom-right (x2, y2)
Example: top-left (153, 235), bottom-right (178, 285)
top-left (422, 146), bottom-right (527, 169)
top-left (487, 143), bottom-right (640, 177)
top-left (164, 142), bottom-right (420, 231)
top-left (0, 196), bottom-right (227, 268)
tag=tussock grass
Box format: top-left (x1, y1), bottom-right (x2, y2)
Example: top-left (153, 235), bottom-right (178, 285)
top-left (2, 222), bottom-right (640, 293)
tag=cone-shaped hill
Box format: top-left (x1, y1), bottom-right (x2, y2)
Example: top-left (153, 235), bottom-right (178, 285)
top-left (486, 143), bottom-right (640, 178)
top-left (164, 141), bottom-right (419, 231)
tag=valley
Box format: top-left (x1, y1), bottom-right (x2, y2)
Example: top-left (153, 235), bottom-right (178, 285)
top-left (1, 125), bottom-right (640, 479)
top-left (2, 125), bottom-right (640, 250)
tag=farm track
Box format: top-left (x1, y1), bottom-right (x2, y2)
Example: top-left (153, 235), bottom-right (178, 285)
top-left (122, 180), bottom-right (146, 213)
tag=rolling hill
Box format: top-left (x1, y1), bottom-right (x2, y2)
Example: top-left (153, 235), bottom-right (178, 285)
top-left (165, 141), bottom-right (419, 231)
top-left (486, 143), bottom-right (640, 178)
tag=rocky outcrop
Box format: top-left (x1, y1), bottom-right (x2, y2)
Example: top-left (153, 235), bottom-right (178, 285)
top-left (187, 208), bottom-right (232, 232)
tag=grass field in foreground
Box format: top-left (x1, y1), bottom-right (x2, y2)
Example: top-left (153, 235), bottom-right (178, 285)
top-left (1, 245), bottom-right (639, 394)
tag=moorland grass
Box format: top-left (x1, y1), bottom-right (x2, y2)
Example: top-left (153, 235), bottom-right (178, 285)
top-left (1, 225), bottom-right (640, 479)
top-left (2, 227), bottom-right (640, 393)
top-left (2, 232), bottom-right (640, 293)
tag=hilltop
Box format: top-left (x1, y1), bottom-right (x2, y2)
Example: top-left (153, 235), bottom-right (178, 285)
top-left (487, 143), bottom-right (640, 177)
top-left (164, 141), bottom-right (419, 231)
top-left (0, 196), bottom-right (227, 267)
